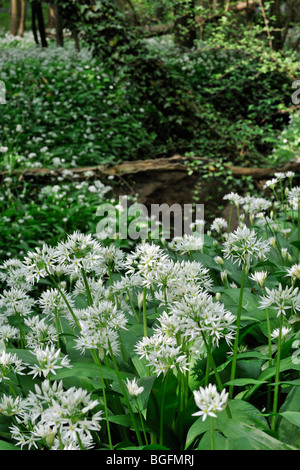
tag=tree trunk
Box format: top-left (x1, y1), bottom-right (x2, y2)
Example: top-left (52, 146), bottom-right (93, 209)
top-left (31, 0), bottom-right (48, 47)
top-left (53, 2), bottom-right (64, 47)
top-left (10, 0), bottom-right (21, 36)
top-left (47, 2), bottom-right (56, 29)
top-left (17, 0), bottom-right (26, 37)
top-left (174, 0), bottom-right (196, 48)
top-left (71, 29), bottom-right (80, 52)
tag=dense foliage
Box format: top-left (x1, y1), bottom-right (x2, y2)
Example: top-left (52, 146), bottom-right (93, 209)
top-left (0, 174), bottom-right (300, 450)
top-left (0, 0), bottom-right (300, 453)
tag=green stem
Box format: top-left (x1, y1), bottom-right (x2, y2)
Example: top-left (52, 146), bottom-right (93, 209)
top-left (48, 271), bottom-right (81, 330)
top-left (14, 308), bottom-right (25, 349)
top-left (204, 337), bottom-right (212, 386)
top-left (201, 332), bottom-right (232, 419)
top-left (81, 268), bottom-right (93, 306)
top-left (142, 287), bottom-right (148, 337)
top-left (264, 303), bottom-right (273, 412)
top-left (126, 288), bottom-right (139, 322)
top-left (108, 341), bottom-right (143, 446)
top-left (271, 313), bottom-right (283, 432)
top-left (229, 263), bottom-right (247, 399)
top-left (135, 398), bottom-right (149, 445)
top-left (90, 349), bottom-right (113, 449)
top-left (160, 373), bottom-right (169, 446)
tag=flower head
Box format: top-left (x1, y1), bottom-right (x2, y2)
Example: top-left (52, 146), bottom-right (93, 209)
top-left (192, 384), bottom-right (228, 421)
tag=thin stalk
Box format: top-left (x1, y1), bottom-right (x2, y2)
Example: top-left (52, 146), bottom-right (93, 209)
top-left (142, 287), bottom-right (148, 337)
top-left (229, 263), bottom-right (247, 399)
top-left (90, 349), bottom-right (113, 450)
top-left (14, 308), bottom-right (25, 349)
top-left (81, 268), bottom-right (93, 306)
top-left (204, 337), bottom-right (212, 386)
top-left (150, 286), bottom-right (158, 314)
top-left (201, 332), bottom-right (232, 419)
top-left (108, 341), bottom-right (143, 446)
top-left (159, 373), bottom-right (169, 446)
top-left (126, 288), bottom-right (139, 322)
top-left (54, 307), bottom-right (61, 349)
top-left (271, 313), bottom-right (283, 431)
top-left (47, 270), bottom-right (81, 330)
top-left (135, 398), bottom-right (149, 445)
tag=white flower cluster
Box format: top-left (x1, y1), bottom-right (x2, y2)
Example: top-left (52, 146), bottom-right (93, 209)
top-left (192, 384), bottom-right (229, 421)
top-left (4, 380), bottom-right (103, 450)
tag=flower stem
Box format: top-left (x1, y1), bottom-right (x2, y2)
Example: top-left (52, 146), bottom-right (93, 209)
top-left (48, 271), bottom-right (81, 330)
top-left (142, 287), bottom-right (148, 337)
top-left (135, 398), bottom-right (149, 445)
top-left (108, 341), bottom-right (143, 446)
top-left (90, 349), bottom-right (113, 449)
top-left (229, 263), bottom-right (247, 399)
top-left (201, 332), bottom-right (232, 419)
top-left (271, 312), bottom-right (283, 431)
top-left (159, 373), bottom-right (169, 446)
top-left (81, 268), bottom-right (93, 306)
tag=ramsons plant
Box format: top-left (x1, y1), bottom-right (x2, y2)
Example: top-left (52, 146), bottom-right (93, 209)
top-left (0, 173), bottom-right (300, 450)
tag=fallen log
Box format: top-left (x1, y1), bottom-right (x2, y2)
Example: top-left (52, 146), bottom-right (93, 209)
top-left (1, 155), bottom-right (299, 181)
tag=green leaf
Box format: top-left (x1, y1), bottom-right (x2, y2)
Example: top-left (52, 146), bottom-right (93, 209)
top-left (279, 411), bottom-right (300, 428)
top-left (0, 440), bottom-right (20, 450)
top-left (224, 378), bottom-right (266, 386)
top-left (219, 419), bottom-right (297, 450)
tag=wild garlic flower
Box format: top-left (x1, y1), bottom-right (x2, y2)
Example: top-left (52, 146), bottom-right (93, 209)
top-left (271, 326), bottom-right (291, 341)
top-left (258, 284), bottom-right (300, 317)
top-left (24, 316), bottom-right (58, 349)
top-left (249, 271), bottom-right (268, 288)
top-left (0, 287), bottom-right (35, 317)
top-left (222, 225), bottom-right (270, 269)
top-left (210, 217), bottom-right (228, 234)
top-left (22, 244), bottom-right (57, 283)
top-left (126, 378), bottom-right (144, 398)
top-left (10, 380), bottom-right (102, 450)
top-left (0, 395), bottom-right (26, 417)
top-left (286, 264), bottom-right (300, 283)
top-left (74, 302), bottom-right (123, 359)
top-left (170, 290), bottom-right (236, 348)
top-left (55, 232), bottom-right (103, 274)
top-left (28, 345), bottom-right (72, 379)
top-left (0, 258), bottom-right (32, 291)
top-left (135, 334), bottom-right (190, 377)
top-left (0, 324), bottom-right (20, 345)
top-left (287, 187), bottom-right (300, 210)
top-left (0, 351), bottom-right (28, 382)
top-left (192, 384), bottom-right (229, 421)
top-left (38, 287), bottom-right (74, 315)
top-left (263, 178), bottom-right (278, 190)
top-left (223, 192), bottom-right (244, 206)
top-left (169, 233), bottom-right (204, 254)
top-left (242, 196), bottom-right (272, 215)
top-left (95, 245), bottom-right (126, 274)
top-left (125, 241), bottom-right (169, 278)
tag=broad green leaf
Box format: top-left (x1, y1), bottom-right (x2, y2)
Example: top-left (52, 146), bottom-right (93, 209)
top-left (279, 412), bottom-right (300, 428)
top-left (0, 440), bottom-right (20, 450)
top-left (225, 378), bottom-right (266, 386)
top-left (219, 419), bottom-right (297, 450)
